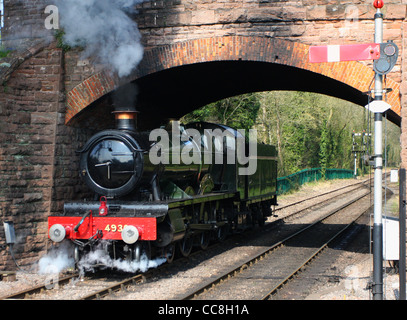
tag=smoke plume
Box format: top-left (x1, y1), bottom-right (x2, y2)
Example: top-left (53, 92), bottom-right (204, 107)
top-left (37, 240), bottom-right (167, 275)
top-left (77, 241), bottom-right (167, 274)
top-left (54, 0), bottom-right (145, 77)
top-left (113, 82), bottom-right (139, 110)
top-left (37, 241), bottom-right (75, 274)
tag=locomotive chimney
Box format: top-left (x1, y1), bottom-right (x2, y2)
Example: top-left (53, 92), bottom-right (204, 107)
top-left (111, 83), bottom-right (139, 131)
top-left (113, 107), bottom-right (138, 131)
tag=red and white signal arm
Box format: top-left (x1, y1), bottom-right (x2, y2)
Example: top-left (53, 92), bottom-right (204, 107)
top-left (309, 43), bottom-right (381, 63)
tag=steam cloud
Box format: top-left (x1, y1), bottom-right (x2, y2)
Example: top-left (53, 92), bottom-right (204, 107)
top-left (38, 241), bottom-right (75, 274)
top-left (77, 242), bottom-right (167, 274)
top-left (37, 240), bottom-right (167, 275)
top-left (54, 0), bottom-right (146, 77)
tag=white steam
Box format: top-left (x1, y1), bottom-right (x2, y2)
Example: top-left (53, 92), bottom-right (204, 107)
top-left (54, 0), bottom-right (146, 77)
top-left (38, 241), bottom-right (75, 274)
top-left (77, 242), bottom-right (167, 274)
top-left (37, 240), bottom-right (166, 275)
top-left (78, 251), bottom-right (167, 274)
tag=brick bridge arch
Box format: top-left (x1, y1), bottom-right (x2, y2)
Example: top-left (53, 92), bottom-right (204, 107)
top-left (65, 36), bottom-right (401, 128)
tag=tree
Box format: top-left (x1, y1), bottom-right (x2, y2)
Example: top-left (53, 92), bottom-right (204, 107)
top-left (181, 91), bottom-right (401, 177)
top-left (319, 119), bottom-right (329, 177)
top-left (181, 93), bottom-right (260, 132)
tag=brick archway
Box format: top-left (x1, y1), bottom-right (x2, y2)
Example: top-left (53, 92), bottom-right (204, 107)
top-left (65, 36), bottom-right (401, 126)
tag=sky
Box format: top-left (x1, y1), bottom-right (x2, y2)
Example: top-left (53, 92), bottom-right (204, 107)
top-left (0, 1), bottom-right (3, 45)
top-left (0, 0), bottom-right (3, 27)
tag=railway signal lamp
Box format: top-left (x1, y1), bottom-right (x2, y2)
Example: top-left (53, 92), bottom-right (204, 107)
top-left (373, 41), bottom-right (399, 75)
top-left (374, 0), bottom-right (384, 9)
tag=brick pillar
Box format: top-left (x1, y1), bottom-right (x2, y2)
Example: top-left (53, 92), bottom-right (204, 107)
top-left (401, 20), bottom-right (407, 169)
top-left (400, 19), bottom-right (407, 287)
top-left (0, 44), bottom-right (60, 269)
top-left (2, 0), bottom-right (53, 49)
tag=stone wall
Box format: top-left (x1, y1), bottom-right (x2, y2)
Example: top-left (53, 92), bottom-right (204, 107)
top-left (0, 42), bottom-right (92, 269)
top-left (0, 0), bottom-right (97, 270)
top-left (0, 42), bottom-right (62, 268)
top-left (2, 0), bottom-right (53, 49)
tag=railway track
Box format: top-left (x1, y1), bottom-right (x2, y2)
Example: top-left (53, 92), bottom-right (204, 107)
top-left (177, 188), bottom-right (372, 300)
top-left (0, 273), bottom-right (78, 300)
top-left (0, 178), bottom-right (373, 300)
top-left (80, 274), bottom-right (145, 300)
top-left (272, 178), bottom-right (371, 220)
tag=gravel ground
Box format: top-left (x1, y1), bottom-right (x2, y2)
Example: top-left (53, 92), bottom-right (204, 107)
top-left (303, 178), bottom-right (401, 300)
top-left (0, 176), bottom-right (401, 300)
top-left (305, 252), bottom-right (400, 300)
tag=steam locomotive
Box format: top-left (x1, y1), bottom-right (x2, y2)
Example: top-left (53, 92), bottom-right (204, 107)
top-left (48, 108), bottom-right (278, 267)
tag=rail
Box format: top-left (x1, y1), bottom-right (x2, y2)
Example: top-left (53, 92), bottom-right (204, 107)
top-left (277, 168), bottom-right (354, 195)
top-left (0, 273), bottom-right (78, 300)
top-left (180, 189), bottom-right (370, 300)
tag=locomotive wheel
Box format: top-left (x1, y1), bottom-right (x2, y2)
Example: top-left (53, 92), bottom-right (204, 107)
top-left (134, 243), bottom-right (142, 262)
top-left (257, 207), bottom-right (265, 227)
top-left (258, 214), bottom-right (265, 227)
top-left (216, 224), bottom-right (228, 242)
top-left (74, 244), bottom-right (81, 267)
top-left (178, 236), bottom-right (193, 257)
top-left (198, 231), bottom-right (210, 250)
top-left (142, 242), bottom-right (152, 260)
top-left (163, 243), bottom-right (175, 264)
top-left (125, 242), bottom-right (152, 262)
top-left (262, 201), bottom-right (273, 217)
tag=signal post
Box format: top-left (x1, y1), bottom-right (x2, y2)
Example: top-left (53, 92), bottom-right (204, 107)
top-left (310, 0), bottom-right (399, 300)
top-left (372, 0), bottom-right (384, 300)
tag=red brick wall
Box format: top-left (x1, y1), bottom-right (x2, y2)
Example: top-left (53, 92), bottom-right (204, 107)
top-left (61, 1), bottom-right (403, 127)
top-left (2, 0), bottom-right (53, 48)
top-left (0, 43), bottom-right (61, 268)
top-left (65, 37), bottom-right (401, 126)
top-left (61, 1), bottom-right (405, 98)
top-left (0, 43), bottom-right (93, 269)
